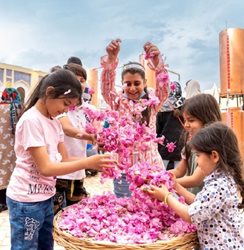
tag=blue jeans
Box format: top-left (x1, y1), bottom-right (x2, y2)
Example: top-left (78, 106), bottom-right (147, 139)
top-left (6, 196), bottom-right (54, 250)
top-left (113, 173), bottom-right (131, 198)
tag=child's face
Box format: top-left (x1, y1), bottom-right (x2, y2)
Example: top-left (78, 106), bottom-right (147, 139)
top-left (122, 72), bottom-right (146, 100)
top-left (194, 151), bottom-right (217, 176)
top-left (76, 75), bottom-right (86, 91)
top-left (183, 113), bottom-right (203, 139)
top-left (47, 97), bottom-right (79, 117)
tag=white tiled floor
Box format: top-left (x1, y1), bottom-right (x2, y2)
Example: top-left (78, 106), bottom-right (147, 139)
top-left (0, 173), bottom-right (113, 249)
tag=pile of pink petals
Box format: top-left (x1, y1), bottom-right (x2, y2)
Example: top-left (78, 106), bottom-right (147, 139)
top-left (83, 104), bottom-right (175, 181)
top-left (58, 162), bottom-right (196, 244)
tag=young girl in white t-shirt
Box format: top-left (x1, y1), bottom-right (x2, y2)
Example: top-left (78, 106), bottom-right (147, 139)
top-left (6, 69), bottom-right (114, 250)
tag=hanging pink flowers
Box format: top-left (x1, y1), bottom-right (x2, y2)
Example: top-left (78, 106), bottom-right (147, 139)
top-left (82, 103), bottom-right (175, 181)
top-left (156, 72), bottom-right (170, 88)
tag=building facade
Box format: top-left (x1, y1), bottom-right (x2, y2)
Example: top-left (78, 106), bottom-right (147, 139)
top-left (0, 62), bottom-right (47, 102)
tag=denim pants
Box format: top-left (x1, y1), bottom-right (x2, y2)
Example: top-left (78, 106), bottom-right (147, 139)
top-left (113, 173), bottom-right (131, 198)
top-left (6, 196), bottom-right (54, 250)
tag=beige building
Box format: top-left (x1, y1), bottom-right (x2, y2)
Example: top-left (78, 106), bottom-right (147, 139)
top-left (0, 63), bottom-right (101, 107)
top-left (0, 62), bottom-right (47, 102)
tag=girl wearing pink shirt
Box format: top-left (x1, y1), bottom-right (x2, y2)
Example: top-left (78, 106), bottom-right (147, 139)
top-left (6, 69), bottom-right (114, 250)
top-left (101, 39), bottom-right (169, 197)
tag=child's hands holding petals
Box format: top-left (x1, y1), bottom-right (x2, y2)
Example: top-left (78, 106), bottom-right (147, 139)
top-left (145, 184), bottom-right (169, 202)
top-left (168, 171), bottom-right (176, 186)
top-left (168, 171), bottom-right (181, 193)
top-left (106, 39), bottom-right (121, 62)
top-left (143, 42), bottom-right (160, 67)
top-left (87, 154), bottom-right (116, 171)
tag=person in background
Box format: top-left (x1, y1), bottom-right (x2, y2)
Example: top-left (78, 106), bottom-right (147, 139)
top-left (66, 56), bottom-right (92, 103)
top-left (184, 79), bottom-right (201, 99)
top-left (54, 63), bottom-right (93, 213)
top-left (50, 65), bottom-right (62, 73)
top-left (146, 122), bottom-right (244, 249)
top-left (66, 56), bottom-right (97, 177)
top-left (101, 38), bottom-right (168, 197)
top-left (67, 56), bottom-right (82, 66)
top-left (156, 81), bottom-right (185, 170)
top-left (0, 86), bottom-right (23, 212)
top-left (6, 69), bottom-right (114, 249)
top-left (170, 93), bottom-right (222, 194)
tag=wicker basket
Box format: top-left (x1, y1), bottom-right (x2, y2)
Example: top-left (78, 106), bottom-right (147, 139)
top-left (53, 210), bottom-right (199, 250)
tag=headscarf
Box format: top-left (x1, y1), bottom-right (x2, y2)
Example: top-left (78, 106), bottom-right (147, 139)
top-left (161, 81), bottom-right (184, 112)
top-left (1, 88), bottom-right (23, 134)
top-left (185, 80), bottom-right (201, 99)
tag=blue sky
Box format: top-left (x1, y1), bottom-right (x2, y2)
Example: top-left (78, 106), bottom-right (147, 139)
top-left (0, 0), bottom-right (243, 90)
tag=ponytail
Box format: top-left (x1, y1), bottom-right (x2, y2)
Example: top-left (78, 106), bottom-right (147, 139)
top-left (24, 75), bottom-right (49, 112)
top-left (23, 69), bottom-right (82, 114)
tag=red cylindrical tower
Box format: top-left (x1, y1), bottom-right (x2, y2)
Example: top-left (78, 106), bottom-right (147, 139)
top-left (219, 28), bottom-right (244, 95)
top-left (222, 108), bottom-right (244, 160)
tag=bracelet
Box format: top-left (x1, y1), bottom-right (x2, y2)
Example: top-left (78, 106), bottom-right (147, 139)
top-left (164, 192), bottom-right (172, 205)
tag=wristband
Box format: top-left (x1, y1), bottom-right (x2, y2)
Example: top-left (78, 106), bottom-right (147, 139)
top-left (164, 192), bottom-right (172, 205)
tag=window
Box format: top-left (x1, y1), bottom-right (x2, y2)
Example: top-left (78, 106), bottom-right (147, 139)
top-left (0, 68), bottom-right (3, 83)
top-left (14, 71), bottom-right (31, 84)
top-left (6, 69), bottom-right (12, 77)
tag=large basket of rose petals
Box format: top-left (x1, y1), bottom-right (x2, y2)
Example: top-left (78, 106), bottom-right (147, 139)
top-left (53, 163), bottom-right (199, 250)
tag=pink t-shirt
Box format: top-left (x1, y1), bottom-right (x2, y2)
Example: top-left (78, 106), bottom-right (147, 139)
top-left (7, 106), bottom-right (64, 202)
top-left (100, 56), bottom-right (167, 169)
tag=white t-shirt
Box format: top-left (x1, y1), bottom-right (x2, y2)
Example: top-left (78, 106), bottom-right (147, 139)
top-left (57, 106), bottom-right (87, 180)
top-left (7, 106), bottom-right (64, 202)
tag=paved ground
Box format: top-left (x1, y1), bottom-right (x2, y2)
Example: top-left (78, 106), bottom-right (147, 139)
top-left (0, 173), bottom-right (113, 250)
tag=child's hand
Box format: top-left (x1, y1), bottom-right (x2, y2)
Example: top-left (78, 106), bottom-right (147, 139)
top-left (145, 184), bottom-right (169, 202)
top-left (75, 132), bottom-right (84, 140)
top-left (89, 134), bottom-right (97, 145)
top-left (87, 154), bottom-right (116, 171)
top-left (106, 39), bottom-right (121, 62)
top-left (168, 171), bottom-right (176, 186)
top-left (143, 42), bottom-right (160, 67)
top-left (167, 171), bottom-right (183, 193)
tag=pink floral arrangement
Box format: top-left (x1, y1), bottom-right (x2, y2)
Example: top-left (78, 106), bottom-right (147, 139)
top-left (59, 162), bottom-right (196, 243)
